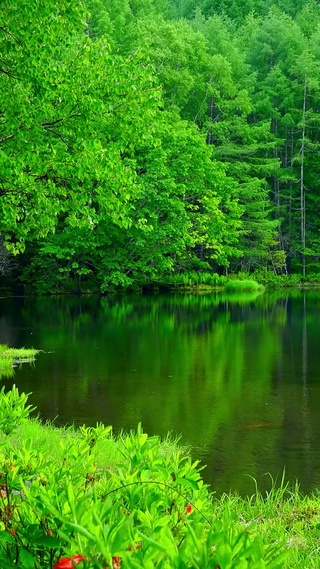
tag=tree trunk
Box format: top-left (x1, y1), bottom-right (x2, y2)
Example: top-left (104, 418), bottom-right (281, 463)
top-left (300, 78), bottom-right (307, 278)
top-left (207, 96), bottom-right (214, 145)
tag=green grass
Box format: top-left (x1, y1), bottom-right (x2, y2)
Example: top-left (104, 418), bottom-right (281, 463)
top-left (224, 279), bottom-right (264, 292)
top-left (7, 418), bottom-right (187, 481)
top-left (0, 343), bottom-right (38, 379)
top-left (4, 417), bottom-right (320, 569)
top-left (0, 380), bottom-right (319, 568)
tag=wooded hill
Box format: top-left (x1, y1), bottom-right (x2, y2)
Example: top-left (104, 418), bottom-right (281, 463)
top-left (1, 0), bottom-right (320, 292)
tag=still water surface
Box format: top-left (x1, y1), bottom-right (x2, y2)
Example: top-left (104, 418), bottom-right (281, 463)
top-left (1, 290), bottom-right (320, 496)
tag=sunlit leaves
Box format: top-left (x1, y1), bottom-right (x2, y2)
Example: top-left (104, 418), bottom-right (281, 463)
top-left (0, 0), bottom-right (161, 251)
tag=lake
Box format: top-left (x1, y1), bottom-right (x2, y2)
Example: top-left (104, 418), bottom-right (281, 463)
top-left (1, 290), bottom-right (320, 497)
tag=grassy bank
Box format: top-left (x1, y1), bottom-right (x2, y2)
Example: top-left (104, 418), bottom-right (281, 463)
top-left (153, 270), bottom-right (320, 293)
top-left (0, 387), bottom-right (320, 568)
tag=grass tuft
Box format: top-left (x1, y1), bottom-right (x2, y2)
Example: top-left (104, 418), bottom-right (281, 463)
top-left (0, 343), bottom-right (38, 379)
top-left (224, 279), bottom-right (264, 292)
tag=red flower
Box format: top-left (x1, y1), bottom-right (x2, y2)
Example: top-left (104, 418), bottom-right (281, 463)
top-left (54, 555), bottom-right (85, 569)
top-left (112, 556), bottom-right (121, 569)
top-left (186, 504), bottom-right (193, 514)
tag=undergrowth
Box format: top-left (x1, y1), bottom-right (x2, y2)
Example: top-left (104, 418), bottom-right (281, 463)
top-left (0, 386), bottom-right (319, 568)
top-left (224, 279), bottom-right (264, 293)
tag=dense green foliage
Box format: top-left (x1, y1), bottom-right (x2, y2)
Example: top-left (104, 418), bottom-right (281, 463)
top-left (2, 0), bottom-right (320, 291)
top-left (1, 385), bottom-right (320, 568)
top-left (224, 279), bottom-right (263, 292)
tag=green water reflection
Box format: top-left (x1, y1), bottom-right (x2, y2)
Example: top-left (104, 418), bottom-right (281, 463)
top-left (1, 290), bottom-right (320, 496)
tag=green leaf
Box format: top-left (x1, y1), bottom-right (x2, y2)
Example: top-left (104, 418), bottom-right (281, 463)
top-left (0, 531), bottom-right (15, 544)
top-left (63, 521), bottom-right (95, 541)
top-left (19, 548), bottom-right (36, 569)
top-left (175, 477), bottom-right (199, 491)
top-left (33, 535), bottom-right (62, 548)
top-left (154, 514), bottom-right (172, 530)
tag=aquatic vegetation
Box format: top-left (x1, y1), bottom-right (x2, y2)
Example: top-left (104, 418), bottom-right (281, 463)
top-left (0, 343), bottom-right (38, 379)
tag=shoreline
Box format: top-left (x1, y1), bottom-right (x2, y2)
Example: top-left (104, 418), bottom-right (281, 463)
top-left (0, 403), bottom-right (319, 568)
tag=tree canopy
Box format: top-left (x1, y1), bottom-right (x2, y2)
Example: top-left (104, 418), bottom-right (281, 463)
top-left (1, 0), bottom-right (320, 291)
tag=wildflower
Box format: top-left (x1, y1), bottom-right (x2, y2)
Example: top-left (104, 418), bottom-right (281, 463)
top-left (9, 529), bottom-right (16, 536)
top-left (128, 541), bottom-right (142, 552)
top-left (0, 489), bottom-right (6, 498)
top-left (54, 555), bottom-right (85, 569)
top-left (70, 556), bottom-right (85, 564)
top-left (112, 556), bottom-right (121, 569)
top-left (186, 504), bottom-right (193, 514)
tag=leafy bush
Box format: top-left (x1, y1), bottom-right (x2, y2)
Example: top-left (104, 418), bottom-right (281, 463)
top-left (161, 271), bottom-right (228, 288)
top-left (0, 403), bottom-right (289, 569)
top-left (224, 279), bottom-right (263, 292)
top-left (305, 272), bottom-right (320, 284)
top-left (0, 384), bottom-right (36, 435)
top-left (251, 270), bottom-right (311, 288)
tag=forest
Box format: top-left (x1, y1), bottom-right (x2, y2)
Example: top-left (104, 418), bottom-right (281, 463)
top-left (1, 0), bottom-right (320, 292)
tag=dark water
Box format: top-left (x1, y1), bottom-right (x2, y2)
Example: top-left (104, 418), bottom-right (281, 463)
top-left (1, 290), bottom-right (320, 496)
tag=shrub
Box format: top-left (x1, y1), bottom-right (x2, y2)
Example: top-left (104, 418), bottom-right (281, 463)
top-left (0, 409), bottom-right (288, 569)
top-left (224, 279), bottom-right (264, 292)
top-left (0, 384), bottom-right (36, 435)
top-left (161, 271), bottom-right (228, 288)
